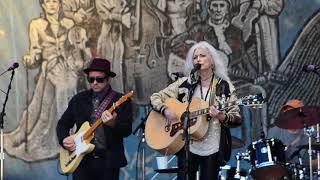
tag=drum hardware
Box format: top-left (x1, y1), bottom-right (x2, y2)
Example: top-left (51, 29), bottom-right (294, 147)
top-left (296, 143), bottom-right (320, 151)
top-left (234, 153), bottom-right (250, 179)
top-left (219, 164), bottom-right (247, 180)
top-left (274, 105), bottom-right (320, 179)
top-left (305, 125), bottom-right (315, 179)
top-left (247, 138), bottom-right (288, 180)
top-left (287, 162), bottom-right (306, 180)
top-left (245, 98), bottom-right (291, 179)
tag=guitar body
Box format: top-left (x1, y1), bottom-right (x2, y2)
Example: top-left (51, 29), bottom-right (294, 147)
top-left (60, 121), bottom-right (95, 174)
top-left (145, 97), bottom-right (209, 155)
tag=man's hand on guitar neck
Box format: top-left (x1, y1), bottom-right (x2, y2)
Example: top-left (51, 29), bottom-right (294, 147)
top-left (164, 108), bottom-right (179, 123)
top-left (63, 136), bottom-right (76, 151)
top-left (102, 111), bottom-right (117, 127)
top-left (209, 105), bottom-right (226, 122)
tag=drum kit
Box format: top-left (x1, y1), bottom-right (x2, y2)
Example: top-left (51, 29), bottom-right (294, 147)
top-left (220, 105), bottom-right (320, 180)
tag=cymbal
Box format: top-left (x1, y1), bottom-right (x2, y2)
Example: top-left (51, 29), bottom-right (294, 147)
top-left (274, 106), bottom-right (320, 129)
top-left (297, 143), bottom-right (320, 151)
top-left (232, 136), bottom-right (245, 149)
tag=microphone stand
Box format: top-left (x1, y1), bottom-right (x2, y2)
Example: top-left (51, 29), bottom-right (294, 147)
top-left (0, 70), bottom-right (10, 94)
top-left (183, 72), bottom-right (198, 180)
top-left (0, 70), bottom-right (9, 77)
top-left (0, 69), bottom-right (16, 180)
top-left (133, 116), bottom-right (148, 180)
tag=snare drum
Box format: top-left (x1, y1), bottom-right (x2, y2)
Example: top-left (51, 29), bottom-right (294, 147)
top-left (247, 138), bottom-right (289, 179)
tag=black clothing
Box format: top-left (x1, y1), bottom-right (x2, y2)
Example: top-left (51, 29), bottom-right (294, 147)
top-left (56, 88), bottom-right (132, 179)
top-left (73, 156), bottom-right (120, 180)
top-left (177, 150), bottom-right (221, 180)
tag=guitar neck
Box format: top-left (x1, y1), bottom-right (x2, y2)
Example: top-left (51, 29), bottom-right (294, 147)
top-left (190, 100), bottom-right (239, 118)
top-left (83, 105), bottom-right (117, 140)
top-left (81, 91), bottom-right (133, 140)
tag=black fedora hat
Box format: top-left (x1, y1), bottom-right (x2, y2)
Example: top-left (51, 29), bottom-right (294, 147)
top-left (83, 57), bottom-right (116, 77)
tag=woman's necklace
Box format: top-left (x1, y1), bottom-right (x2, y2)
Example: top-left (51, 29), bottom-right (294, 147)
top-left (200, 75), bottom-right (214, 101)
top-left (201, 75), bottom-right (212, 82)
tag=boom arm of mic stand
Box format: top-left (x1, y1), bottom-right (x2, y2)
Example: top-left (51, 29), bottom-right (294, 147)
top-left (0, 70), bottom-right (15, 128)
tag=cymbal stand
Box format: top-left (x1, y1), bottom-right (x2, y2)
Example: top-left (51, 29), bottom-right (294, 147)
top-left (304, 126), bottom-right (314, 179)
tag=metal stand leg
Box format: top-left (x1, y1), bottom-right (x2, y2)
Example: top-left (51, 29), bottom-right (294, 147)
top-left (309, 135), bottom-right (313, 180)
top-left (317, 124), bottom-right (320, 177)
top-left (235, 153), bottom-right (241, 179)
top-left (305, 127), bottom-right (313, 179)
top-left (141, 135), bottom-right (145, 180)
top-left (1, 128), bottom-right (3, 180)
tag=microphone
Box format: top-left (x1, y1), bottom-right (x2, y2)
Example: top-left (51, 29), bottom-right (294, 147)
top-left (191, 63), bottom-right (201, 74)
top-left (303, 64), bottom-right (319, 72)
top-left (7, 62), bottom-right (19, 71)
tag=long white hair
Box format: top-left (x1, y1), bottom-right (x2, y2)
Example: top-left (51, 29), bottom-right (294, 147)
top-left (183, 41), bottom-right (235, 91)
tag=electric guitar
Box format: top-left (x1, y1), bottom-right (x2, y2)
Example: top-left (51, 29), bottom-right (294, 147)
top-left (59, 91), bottom-right (133, 174)
top-left (145, 94), bottom-right (264, 155)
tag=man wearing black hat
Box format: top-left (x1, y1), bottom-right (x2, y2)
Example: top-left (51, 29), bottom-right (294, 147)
top-left (56, 57), bottom-right (132, 180)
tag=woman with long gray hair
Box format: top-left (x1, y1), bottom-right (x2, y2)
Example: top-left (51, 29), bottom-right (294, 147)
top-left (150, 41), bottom-right (242, 179)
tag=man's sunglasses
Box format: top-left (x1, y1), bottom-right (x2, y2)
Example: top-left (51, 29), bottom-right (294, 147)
top-left (87, 76), bottom-right (107, 83)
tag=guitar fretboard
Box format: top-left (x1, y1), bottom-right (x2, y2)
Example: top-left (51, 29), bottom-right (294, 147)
top-left (189, 100), bottom-right (239, 119)
top-left (189, 94), bottom-right (264, 119)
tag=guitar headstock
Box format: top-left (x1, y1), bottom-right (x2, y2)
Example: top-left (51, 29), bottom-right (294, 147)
top-left (116, 91), bottom-right (134, 105)
top-left (239, 93), bottom-right (265, 108)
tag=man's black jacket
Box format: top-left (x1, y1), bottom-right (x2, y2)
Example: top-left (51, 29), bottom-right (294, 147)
top-left (56, 89), bottom-right (132, 168)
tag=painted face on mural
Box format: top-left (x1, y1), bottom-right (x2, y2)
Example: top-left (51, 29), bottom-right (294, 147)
top-left (208, 0), bottom-right (229, 24)
top-left (41, 0), bottom-right (60, 15)
top-left (192, 47), bottom-right (214, 71)
top-left (88, 71), bottom-right (110, 93)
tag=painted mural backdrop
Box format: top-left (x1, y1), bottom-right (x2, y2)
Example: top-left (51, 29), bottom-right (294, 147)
top-left (0, 0), bottom-right (320, 179)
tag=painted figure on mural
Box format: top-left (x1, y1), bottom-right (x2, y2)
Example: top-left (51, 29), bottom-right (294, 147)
top-left (62, 0), bottom-right (101, 48)
top-left (156, 0), bottom-right (196, 80)
top-left (95, 0), bottom-right (135, 93)
top-left (156, 0), bottom-right (194, 35)
top-left (62, 0), bottom-right (95, 24)
top-left (4, 0), bottom-right (89, 161)
top-left (67, 26), bottom-right (93, 90)
top-left (169, 0), bottom-right (256, 75)
top-left (232, 0), bottom-right (284, 73)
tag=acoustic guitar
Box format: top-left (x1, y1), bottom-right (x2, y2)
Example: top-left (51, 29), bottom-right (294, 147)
top-left (145, 94), bottom-right (264, 155)
top-left (59, 91), bottom-right (133, 174)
